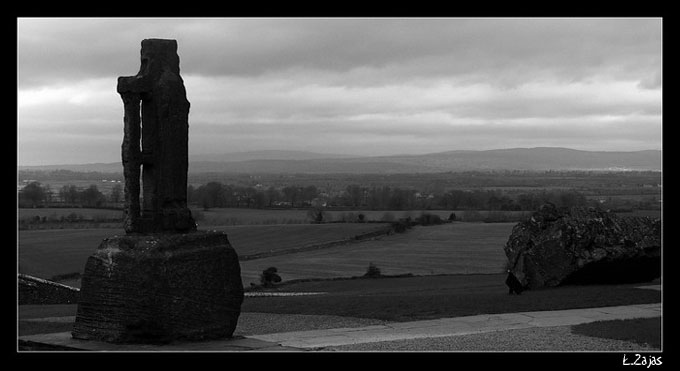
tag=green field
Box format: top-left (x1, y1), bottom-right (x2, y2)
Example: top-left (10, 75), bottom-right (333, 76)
top-left (18, 229), bottom-right (119, 280)
top-left (18, 208), bottom-right (124, 221)
top-left (192, 207), bottom-right (309, 226)
top-left (18, 222), bottom-right (515, 289)
top-left (241, 274), bottom-right (661, 322)
top-left (239, 222), bottom-right (514, 286)
top-left (18, 223), bottom-right (391, 285)
top-left (18, 276), bottom-right (661, 339)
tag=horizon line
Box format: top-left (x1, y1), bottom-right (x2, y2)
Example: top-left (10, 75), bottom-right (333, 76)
top-left (18, 146), bottom-right (662, 168)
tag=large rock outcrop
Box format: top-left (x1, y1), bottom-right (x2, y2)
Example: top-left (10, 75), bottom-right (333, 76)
top-left (72, 231), bottom-right (243, 343)
top-left (504, 204), bottom-right (661, 289)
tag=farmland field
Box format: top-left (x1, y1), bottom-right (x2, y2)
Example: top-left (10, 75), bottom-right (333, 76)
top-left (239, 222), bottom-right (514, 286)
top-left (17, 222), bottom-right (515, 289)
top-left (18, 223), bottom-right (391, 285)
top-left (18, 228), bottom-right (119, 280)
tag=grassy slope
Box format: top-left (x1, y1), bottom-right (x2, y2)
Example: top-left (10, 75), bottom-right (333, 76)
top-left (18, 229), bottom-right (117, 279)
top-left (239, 223), bottom-right (514, 286)
top-left (242, 275), bottom-right (661, 322)
top-left (18, 222), bottom-right (514, 286)
top-left (17, 223), bottom-right (392, 283)
top-left (18, 276), bottom-right (661, 338)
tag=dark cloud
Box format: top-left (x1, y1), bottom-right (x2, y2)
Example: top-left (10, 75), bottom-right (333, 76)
top-left (19, 18), bottom-right (662, 86)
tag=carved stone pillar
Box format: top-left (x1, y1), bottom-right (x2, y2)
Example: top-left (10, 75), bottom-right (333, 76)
top-left (72, 39), bottom-right (243, 344)
top-left (116, 38), bottom-right (196, 234)
top-left (120, 92), bottom-right (141, 233)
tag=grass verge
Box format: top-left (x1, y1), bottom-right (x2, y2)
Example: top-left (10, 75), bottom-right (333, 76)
top-left (571, 317), bottom-right (661, 349)
top-left (18, 275), bottom-right (661, 343)
top-left (241, 274), bottom-right (661, 322)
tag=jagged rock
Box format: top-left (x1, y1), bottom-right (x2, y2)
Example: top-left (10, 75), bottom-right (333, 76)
top-left (504, 203), bottom-right (661, 289)
top-left (72, 231), bottom-right (244, 343)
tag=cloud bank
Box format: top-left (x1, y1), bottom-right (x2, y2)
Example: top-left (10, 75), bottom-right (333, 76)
top-left (18, 17), bottom-right (662, 165)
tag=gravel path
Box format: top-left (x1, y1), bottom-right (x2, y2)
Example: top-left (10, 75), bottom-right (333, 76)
top-left (323, 325), bottom-right (660, 352)
top-left (234, 312), bottom-right (389, 336)
top-left (18, 310), bottom-right (660, 352)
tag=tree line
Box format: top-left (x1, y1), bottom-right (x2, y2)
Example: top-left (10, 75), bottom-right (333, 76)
top-left (18, 181), bottom-right (122, 208)
top-left (189, 182), bottom-right (590, 211)
top-left (188, 182), bottom-right (320, 209)
top-left (19, 180), bottom-right (591, 211)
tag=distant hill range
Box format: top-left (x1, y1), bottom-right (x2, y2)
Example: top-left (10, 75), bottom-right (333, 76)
top-left (19, 148), bottom-right (662, 174)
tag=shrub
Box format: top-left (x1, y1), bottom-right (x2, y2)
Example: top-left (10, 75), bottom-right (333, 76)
top-left (64, 212), bottom-right (82, 223)
top-left (307, 208), bottom-right (325, 224)
top-left (260, 267), bottom-right (282, 287)
top-left (364, 262), bottom-right (382, 278)
top-left (417, 213), bottom-right (443, 226)
top-left (392, 217), bottom-right (413, 233)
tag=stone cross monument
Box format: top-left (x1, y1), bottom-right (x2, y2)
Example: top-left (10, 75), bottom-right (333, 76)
top-left (72, 40), bottom-right (243, 344)
top-left (117, 38), bottom-right (196, 234)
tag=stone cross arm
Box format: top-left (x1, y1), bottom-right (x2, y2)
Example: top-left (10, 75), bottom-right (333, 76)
top-left (117, 75), bottom-right (152, 95)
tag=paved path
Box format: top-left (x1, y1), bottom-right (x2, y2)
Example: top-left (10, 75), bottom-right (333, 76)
top-left (249, 303), bottom-right (661, 350)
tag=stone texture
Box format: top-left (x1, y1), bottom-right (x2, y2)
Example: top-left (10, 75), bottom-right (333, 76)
top-left (72, 231), bottom-right (244, 343)
top-left (117, 38), bottom-right (195, 234)
top-left (504, 204), bottom-right (661, 289)
top-left (71, 39), bottom-right (244, 345)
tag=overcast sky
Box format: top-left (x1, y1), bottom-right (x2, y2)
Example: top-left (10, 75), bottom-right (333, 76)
top-left (17, 17), bottom-right (662, 166)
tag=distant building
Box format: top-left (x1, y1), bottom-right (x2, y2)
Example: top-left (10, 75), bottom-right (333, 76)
top-left (310, 198), bottom-right (328, 208)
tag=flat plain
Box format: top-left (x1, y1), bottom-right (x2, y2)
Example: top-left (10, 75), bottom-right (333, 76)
top-left (239, 222), bottom-right (514, 286)
top-left (18, 221), bottom-right (514, 288)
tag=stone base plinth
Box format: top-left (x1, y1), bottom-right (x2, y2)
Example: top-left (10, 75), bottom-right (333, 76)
top-left (71, 230), bottom-right (243, 344)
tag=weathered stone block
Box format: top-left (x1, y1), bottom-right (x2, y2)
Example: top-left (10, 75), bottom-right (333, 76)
top-left (72, 231), bottom-right (243, 343)
top-left (504, 204), bottom-right (661, 289)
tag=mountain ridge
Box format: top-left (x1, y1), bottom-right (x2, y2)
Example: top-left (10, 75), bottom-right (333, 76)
top-left (18, 147), bottom-right (662, 174)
